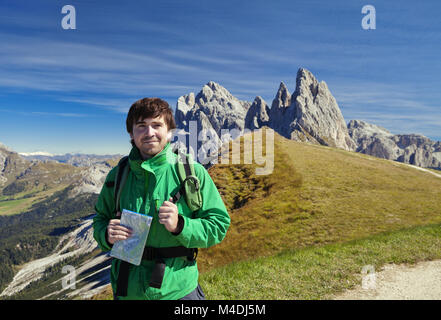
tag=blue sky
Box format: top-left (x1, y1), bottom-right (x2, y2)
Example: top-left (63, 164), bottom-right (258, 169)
top-left (0, 0), bottom-right (440, 155)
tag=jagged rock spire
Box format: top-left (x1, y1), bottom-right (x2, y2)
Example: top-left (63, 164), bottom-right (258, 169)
top-left (269, 68), bottom-right (356, 151)
top-left (175, 68), bottom-right (357, 153)
top-left (244, 96), bottom-right (270, 130)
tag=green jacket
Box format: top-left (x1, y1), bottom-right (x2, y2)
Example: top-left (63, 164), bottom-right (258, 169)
top-left (92, 142), bottom-right (230, 300)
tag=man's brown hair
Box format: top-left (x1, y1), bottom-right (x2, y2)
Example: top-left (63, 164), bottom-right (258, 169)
top-left (126, 98), bottom-right (176, 133)
top-left (126, 97), bottom-right (176, 147)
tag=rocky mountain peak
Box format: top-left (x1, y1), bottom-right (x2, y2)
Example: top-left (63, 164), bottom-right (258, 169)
top-left (175, 93), bottom-right (195, 128)
top-left (267, 68), bottom-right (356, 151)
top-left (206, 80), bottom-right (223, 92)
top-left (347, 119), bottom-right (441, 169)
top-left (175, 81), bottom-right (251, 155)
top-left (173, 67), bottom-right (439, 169)
top-left (253, 95), bottom-right (266, 105)
top-left (347, 120), bottom-right (393, 142)
top-left (272, 82), bottom-right (291, 109)
top-left (268, 82), bottom-right (292, 136)
top-left (196, 81), bottom-right (238, 107)
top-left (175, 68), bottom-right (357, 154)
top-left (294, 67), bottom-right (319, 97)
top-left (244, 96), bottom-right (270, 130)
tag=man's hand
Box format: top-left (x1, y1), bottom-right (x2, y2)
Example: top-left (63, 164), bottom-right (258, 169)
top-left (107, 218), bottom-right (133, 245)
top-left (158, 197), bottom-right (179, 233)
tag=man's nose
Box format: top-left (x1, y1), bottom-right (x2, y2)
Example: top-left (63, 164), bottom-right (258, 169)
top-left (145, 125), bottom-right (155, 136)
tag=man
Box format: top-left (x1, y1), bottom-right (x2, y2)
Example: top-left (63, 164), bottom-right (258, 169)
top-left (93, 97), bottom-right (230, 300)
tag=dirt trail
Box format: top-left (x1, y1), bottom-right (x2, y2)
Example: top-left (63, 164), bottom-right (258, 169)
top-left (333, 259), bottom-right (441, 300)
top-left (333, 161), bottom-right (441, 299)
top-left (400, 163), bottom-right (441, 178)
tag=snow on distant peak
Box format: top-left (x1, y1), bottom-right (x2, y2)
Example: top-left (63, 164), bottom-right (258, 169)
top-left (19, 151), bottom-right (55, 157)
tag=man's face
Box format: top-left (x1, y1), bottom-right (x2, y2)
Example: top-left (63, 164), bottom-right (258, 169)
top-left (130, 115), bottom-right (170, 160)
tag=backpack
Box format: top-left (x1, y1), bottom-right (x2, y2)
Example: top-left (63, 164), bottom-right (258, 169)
top-left (110, 149), bottom-right (202, 216)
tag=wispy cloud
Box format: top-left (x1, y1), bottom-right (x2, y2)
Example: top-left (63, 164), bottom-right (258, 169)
top-left (59, 97), bottom-right (132, 113)
top-left (30, 111), bottom-right (88, 118)
top-left (330, 79), bottom-right (438, 110)
top-left (0, 32), bottom-right (198, 73)
top-left (0, 31), bottom-right (323, 98)
top-left (160, 49), bottom-right (244, 66)
top-left (0, 108), bottom-right (89, 118)
top-left (0, 33), bottom-right (204, 95)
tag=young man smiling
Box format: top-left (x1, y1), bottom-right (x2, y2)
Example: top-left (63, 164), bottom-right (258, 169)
top-left (93, 97), bottom-right (230, 300)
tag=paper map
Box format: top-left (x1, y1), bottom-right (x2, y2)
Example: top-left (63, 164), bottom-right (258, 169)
top-left (110, 209), bottom-right (153, 266)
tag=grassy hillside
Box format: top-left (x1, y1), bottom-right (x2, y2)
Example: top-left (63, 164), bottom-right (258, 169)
top-left (195, 129), bottom-right (441, 274)
top-left (0, 161), bottom-right (83, 216)
top-left (200, 223), bottom-right (441, 299)
top-left (0, 184), bottom-right (69, 216)
top-left (93, 128), bottom-right (441, 299)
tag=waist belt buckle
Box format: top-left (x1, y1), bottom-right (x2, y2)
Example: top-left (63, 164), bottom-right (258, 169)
top-left (186, 248), bottom-right (198, 262)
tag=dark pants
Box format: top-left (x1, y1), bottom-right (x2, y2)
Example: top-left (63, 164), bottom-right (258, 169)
top-left (179, 284), bottom-right (206, 300)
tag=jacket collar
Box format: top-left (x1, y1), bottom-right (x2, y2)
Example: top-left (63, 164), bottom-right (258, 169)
top-left (128, 142), bottom-right (175, 175)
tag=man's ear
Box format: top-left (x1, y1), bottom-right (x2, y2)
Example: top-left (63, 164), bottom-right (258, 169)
top-left (167, 131), bottom-right (172, 141)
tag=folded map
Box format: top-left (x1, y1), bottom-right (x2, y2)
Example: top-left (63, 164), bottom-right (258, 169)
top-left (110, 209), bottom-right (153, 266)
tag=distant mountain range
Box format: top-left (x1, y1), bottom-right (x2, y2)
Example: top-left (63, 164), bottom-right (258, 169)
top-left (348, 120), bottom-right (441, 169)
top-left (19, 152), bottom-right (122, 168)
top-left (0, 143), bottom-right (120, 199)
top-left (176, 68), bottom-right (441, 170)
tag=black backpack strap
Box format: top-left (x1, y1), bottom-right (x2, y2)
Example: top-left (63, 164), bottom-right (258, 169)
top-left (114, 156), bottom-right (129, 216)
top-left (142, 246), bottom-right (198, 261)
top-left (149, 259), bottom-right (166, 289)
top-left (116, 262), bottom-right (130, 297)
top-left (145, 246), bottom-right (198, 289)
top-left (112, 156), bottom-right (130, 298)
top-left (180, 151), bottom-right (192, 176)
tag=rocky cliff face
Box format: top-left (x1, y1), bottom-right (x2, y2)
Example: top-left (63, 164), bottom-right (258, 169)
top-left (175, 68), bottom-right (356, 156)
top-left (0, 142), bottom-right (30, 189)
top-left (67, 162), bottom-right (112, 198)
top-left (174, 68), bottom-right (439, 170)
top-left (268, 68), bottom-right (356, 151)
top-left (348, 120), bottom-right (441, 169)
top-left (268, 82), bottom-right (292, 138)
top-left (175, 81), bottom-right (251, 137)
top-left (174, 81), bottom-right (251, 163)
top-left (244, 96), bottom-right (270, 130)
top-left (0, 217), bottom-right (111, 299)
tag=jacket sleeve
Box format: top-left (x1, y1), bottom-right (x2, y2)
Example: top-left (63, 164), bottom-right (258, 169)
top-left (92, 167), bottom-right (117, 252)
top-left (173, 163), bottom-right (230, 249)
